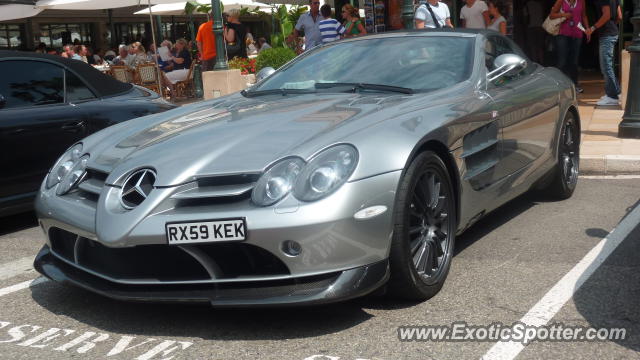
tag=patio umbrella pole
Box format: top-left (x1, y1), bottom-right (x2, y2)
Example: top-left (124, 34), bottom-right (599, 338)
top-left (147, 0), bottom-right (164, 98)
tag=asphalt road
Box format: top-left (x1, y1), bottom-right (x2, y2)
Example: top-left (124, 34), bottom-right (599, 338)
top-left (0, 178), bottom-right (638, 360)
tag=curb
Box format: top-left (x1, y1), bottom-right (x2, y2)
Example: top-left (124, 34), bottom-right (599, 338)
top-left (580, 155), bottom-right (640, 175)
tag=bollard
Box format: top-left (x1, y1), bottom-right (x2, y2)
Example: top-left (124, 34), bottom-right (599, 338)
top-left (193, 62), bottom-right (204, 99)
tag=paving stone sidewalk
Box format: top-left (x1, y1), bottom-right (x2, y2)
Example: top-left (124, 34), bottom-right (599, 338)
top-left (579, 75), bottom-right (640, 175)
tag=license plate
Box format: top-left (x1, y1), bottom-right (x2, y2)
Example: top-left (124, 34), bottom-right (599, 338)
top-left (166, 218), bottom-right (246, 245)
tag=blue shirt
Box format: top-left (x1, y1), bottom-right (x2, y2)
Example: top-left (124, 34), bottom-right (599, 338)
top-left (318, 19), bottom-right (345, 43)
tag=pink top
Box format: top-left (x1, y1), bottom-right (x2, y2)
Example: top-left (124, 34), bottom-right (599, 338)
top-left (559, 0), bottom-right (583, 38)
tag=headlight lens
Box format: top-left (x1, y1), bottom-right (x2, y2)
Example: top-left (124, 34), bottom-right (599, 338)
top-left (56, 154), bottom-right (89, 195)
top-left (46, 143), bottom-right (83, 189)
top-left (294, 144), bottom-right (358, 202)
top-left (252, 157), bottom-right (305, 206)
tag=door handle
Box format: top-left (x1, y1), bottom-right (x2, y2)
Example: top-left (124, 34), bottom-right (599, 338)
top-left (61, 121), bottom-right (84, 132)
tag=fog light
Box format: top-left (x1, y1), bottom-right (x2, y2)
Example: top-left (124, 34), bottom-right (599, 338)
top-left (282, 240), bottom-right (302, 257)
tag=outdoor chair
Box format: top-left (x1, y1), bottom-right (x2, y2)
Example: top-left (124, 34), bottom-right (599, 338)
top-left (134, 63), bottom-right (160, 94)
top-left (174, 61), bottom-right (197, 99)
top-left (109, 65), bottom-right (133, 83)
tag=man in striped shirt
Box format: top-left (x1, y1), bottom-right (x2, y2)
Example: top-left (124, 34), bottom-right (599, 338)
top-left (318, 5), bottom-right (345, 43)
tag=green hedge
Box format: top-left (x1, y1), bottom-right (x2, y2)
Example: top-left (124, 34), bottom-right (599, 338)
top-left (256, 47), bottom-right (297, 72)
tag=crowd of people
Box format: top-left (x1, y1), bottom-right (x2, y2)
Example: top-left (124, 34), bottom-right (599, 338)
top-left (29, 0), bottom-right (621, 107)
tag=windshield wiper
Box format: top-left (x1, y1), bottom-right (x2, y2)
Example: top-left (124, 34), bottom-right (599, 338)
top-left (314, 82), bottom-right (413, 94)
top-left (241, 88), bottom-right (316, 97)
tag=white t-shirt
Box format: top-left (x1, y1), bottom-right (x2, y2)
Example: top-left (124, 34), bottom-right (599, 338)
top-left (460, 0), bottom-right (488, 29)
top-left (487, 15), bottom-right (506, 32)
top-left (414, 2), bottom-right (451, 28)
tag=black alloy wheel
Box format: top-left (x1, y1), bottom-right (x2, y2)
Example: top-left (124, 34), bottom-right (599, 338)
top-left (546, 112), bottom-right (580, 199)
top-left (388, 151), bottom-right (456, 300)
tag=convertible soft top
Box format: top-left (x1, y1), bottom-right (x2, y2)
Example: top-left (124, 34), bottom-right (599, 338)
top-left (0, 50), bottom-right (133, 98)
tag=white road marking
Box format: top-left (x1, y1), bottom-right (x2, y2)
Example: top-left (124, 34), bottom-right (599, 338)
top-left (482, 203), bottom-right (640, 360)
top-left (0, 257), bottom-right (37, 281)
top-left (580, 175), bottom-right (640, 179)
top-left (0, 277), bottom-right (48, 297)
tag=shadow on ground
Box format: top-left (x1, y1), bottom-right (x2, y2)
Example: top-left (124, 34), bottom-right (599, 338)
top-left (0, 212), bottom-right (38, 236)
top-left (573, 201), bottom-right (640, 352)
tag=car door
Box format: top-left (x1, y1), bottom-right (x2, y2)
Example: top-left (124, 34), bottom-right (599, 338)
top-left (0, 59), bottom-right (89, 209)
top-left (484, 35), bottom-right (559, 180)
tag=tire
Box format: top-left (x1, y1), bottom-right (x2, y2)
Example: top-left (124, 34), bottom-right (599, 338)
top-left (545, 112), bottom-right (580, 199)
top-left (387, 151), bottom-right (457, 301)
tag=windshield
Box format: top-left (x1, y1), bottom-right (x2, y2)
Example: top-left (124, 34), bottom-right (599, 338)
top-left (251, 36), bottom-right (475, 94)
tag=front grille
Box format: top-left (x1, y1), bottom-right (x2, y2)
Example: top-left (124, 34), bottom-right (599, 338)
top-left (171, 173), bottom-right (260, 208)
top-left (48, 228), bottom-right (290, 283)
top-left (75, 168), bottom-right (109, 202)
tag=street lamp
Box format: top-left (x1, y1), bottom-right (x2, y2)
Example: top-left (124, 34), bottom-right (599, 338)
top-left (211, 0), bottom-right (228, 70)
top-left (620, 0), bottom-right (640, 138)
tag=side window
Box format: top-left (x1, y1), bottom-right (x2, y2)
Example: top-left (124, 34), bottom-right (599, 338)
top-left (485, 37), bottom-right (514, 71)
top-left (0, 60), bottom-right (64, 109)
top-left (485, 36), bottom-right (532, 77)
top-left (66, 71), bottom-right (95, 102)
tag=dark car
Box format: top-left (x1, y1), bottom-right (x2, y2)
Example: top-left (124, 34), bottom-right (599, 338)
top-left (0, 50), bottom-right (176, 216)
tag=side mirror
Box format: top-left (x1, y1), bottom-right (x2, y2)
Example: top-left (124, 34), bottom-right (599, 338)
top-left (487, 54), bottom-right (527, 82)
top-left (0, 94), bottom-right (5, 109)
top-left (255, 67), bottom-right (275, 83)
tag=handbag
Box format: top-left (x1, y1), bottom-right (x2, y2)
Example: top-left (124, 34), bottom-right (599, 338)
top-left (542, 15), bottom-right (565, 36)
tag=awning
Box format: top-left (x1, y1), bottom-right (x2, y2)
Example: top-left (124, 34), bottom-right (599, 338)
top-left (35, 0), bottom-right (181, 10)
top-left (133, 0), bottom-right (274, 15)
top-left (0, 4), bottom-right (42, 21)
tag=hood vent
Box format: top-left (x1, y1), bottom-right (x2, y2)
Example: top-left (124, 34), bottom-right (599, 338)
top-left (170, 173), bottom-right (260, 208)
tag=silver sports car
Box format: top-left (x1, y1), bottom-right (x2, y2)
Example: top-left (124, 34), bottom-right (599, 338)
top-left (34, 30), bottom-right (580, 306)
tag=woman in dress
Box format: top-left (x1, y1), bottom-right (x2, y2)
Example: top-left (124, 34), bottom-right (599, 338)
top-left (486, 0), bottom-right (507, 35)
top-left (224, 9), bottom-right (248, 59)
top-left (342, 4), bottom-right (367, 38)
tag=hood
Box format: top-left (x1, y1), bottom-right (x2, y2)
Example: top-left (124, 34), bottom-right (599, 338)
top-left (86, 92), bottom-right (416, 187)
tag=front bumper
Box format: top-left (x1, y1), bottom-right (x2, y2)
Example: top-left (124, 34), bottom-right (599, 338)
top-left (34, 245), bottom-right (389, 306)
top-left (35, 170), bottom-right (401, 305)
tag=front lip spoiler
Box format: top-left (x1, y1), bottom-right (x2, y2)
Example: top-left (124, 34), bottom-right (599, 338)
top-left (34, 245), bottom-right (389, 307)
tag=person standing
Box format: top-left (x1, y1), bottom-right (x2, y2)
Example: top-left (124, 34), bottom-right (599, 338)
top-left (414, 0), bottom-right (453, 29)
top-left (288, 0), bottom-right (325, 52)
top-left (460, 0), bottom-right (490, 29)
top-left (318, 4), bottom-right (345, 43)
top-left (586, 0), bottom-right (622, 106)
top-left (550, 0), bottom-right (589, 93)
top-left (523, 0), bottom-right (546, 64)
top-left (342, 4), bottom-right (367, 37)
top-left (224, 9), bottom-right (248, 59)
top-left (196, 11), bottom-right (217, 71)
top-left (486, 0), bottom-right (507, 34)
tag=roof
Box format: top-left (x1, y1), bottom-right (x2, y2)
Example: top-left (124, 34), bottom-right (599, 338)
top-left (0, 50), bottom-right (133, 98)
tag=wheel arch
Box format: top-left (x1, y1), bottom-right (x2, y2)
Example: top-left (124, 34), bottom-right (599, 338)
top-left (404, 139), bottom-right (461, 228)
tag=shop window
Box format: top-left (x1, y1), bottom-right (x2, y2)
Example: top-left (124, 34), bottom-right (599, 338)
top-left (0, 24), bottom-right (24, 50)
top-left (39, 23), bottom-right (92, 49)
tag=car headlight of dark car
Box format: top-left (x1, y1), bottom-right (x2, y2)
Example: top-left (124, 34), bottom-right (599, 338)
top-left (45, 143), bottom-right (89, 195)
top-left (294, 144), bottom-right (358, 202)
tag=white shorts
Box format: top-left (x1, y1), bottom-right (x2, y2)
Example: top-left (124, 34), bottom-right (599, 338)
top-left (165, 68), bottom-right (189, 84)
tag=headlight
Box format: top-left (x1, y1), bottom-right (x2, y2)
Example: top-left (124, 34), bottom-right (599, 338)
top-left (294, 144), bottom-right (358, 202)
top-left (56, 154), bottom-right (89, 195)
top-left (252, 157), bottom-right (305, 206)
top-left (46, 143), bottom-right (83, 189)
